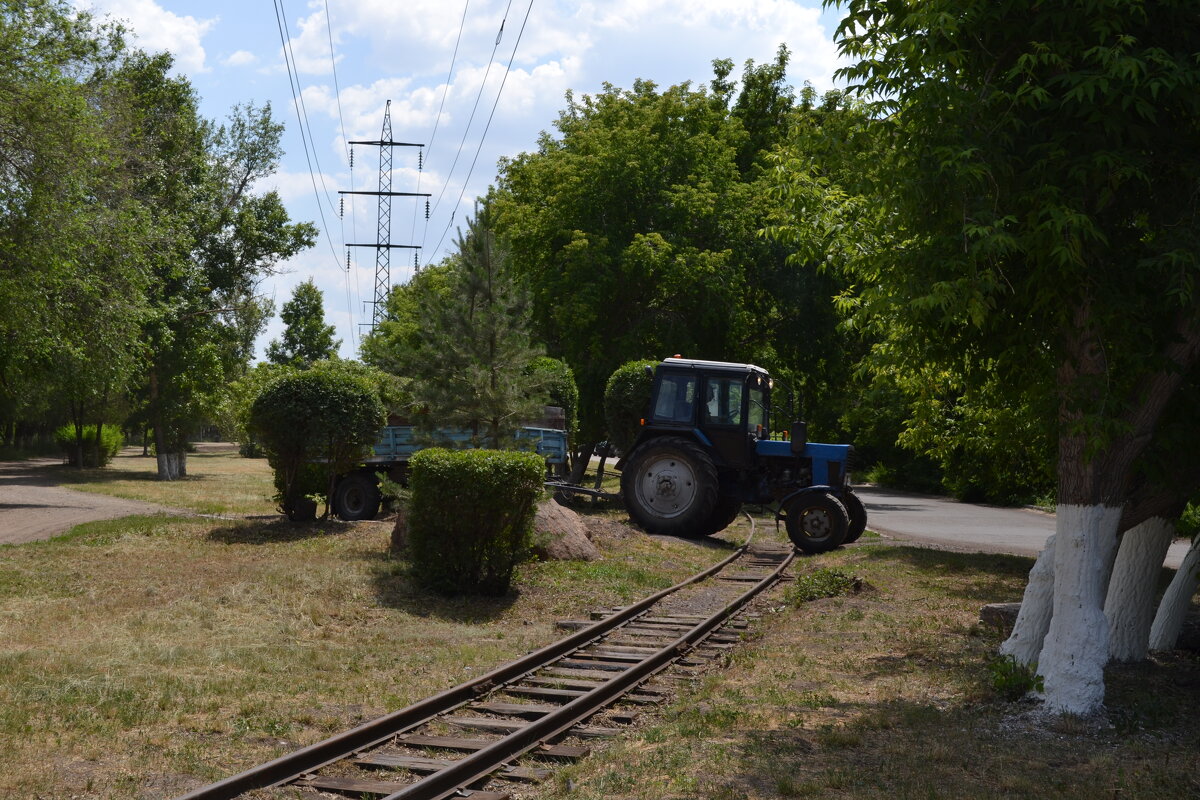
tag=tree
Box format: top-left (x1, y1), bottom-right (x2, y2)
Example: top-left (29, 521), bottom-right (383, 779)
top-left (492, 55), bottom-right (854, 445)
top-left (798, 0), bottom-right (1200, 714)
top-left (267, 279), bottom-right (340, 367)
top-left (388, 204), bottom-right (548, 448)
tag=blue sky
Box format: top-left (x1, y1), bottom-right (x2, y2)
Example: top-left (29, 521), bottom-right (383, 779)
top-left (70, 1), bottom-right (848, 359)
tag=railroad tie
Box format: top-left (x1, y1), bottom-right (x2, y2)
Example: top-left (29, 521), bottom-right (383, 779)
top-left (397, 734), bottom-right (589, 760)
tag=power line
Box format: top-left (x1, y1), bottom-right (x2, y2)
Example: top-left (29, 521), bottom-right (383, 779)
top-left (271, 0), bottom-right (343, 273)
top-left (421, 0), bottom-right (514, 247)
top-left (323, 0), bottom-right (357, 349)
top-left (411, 0), bottom-right (471, 252)
top-left (427, 0), bottom-right (535, 262)
top-left (277, 0), bottom-right (341, 220)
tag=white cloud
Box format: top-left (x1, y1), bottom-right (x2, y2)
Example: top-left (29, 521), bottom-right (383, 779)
top-left (222, 49), bottom-right (258, 68)
top-left (74, 0), bottom-right (217, 74)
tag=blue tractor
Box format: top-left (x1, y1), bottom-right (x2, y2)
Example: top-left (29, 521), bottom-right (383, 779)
top-left (615, 358), bottom-right (865, 553)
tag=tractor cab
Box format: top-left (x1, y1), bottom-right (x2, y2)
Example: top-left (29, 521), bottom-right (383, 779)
top-left (639, 358), bottom-right (772, 469)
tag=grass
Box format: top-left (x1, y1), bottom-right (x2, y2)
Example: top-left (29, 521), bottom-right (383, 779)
top-left (0, 500), bottom-right (741, 799)
top-left (56, 446), bottom-right (278, 515)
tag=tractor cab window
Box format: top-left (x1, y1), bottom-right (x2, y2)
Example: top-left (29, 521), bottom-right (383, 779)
top-left (702, 377), bottom-right (744, 427)
top-left (652, 373), bottom-right (697, 423)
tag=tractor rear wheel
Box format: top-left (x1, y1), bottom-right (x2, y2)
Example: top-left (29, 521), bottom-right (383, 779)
top-left (842, 491), bottom-right (867, 544)
top-left (783, 492), bottom-right (849, 554)
top-left (333, 473), bottom-right (381, 521)
top-left (701, 495), bottom-right (744, 537)
top-left (621, 436), bottom-right (719, 538)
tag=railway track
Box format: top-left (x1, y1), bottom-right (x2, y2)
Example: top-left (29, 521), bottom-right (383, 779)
top-left (175, 525), bottom-right (795, 800)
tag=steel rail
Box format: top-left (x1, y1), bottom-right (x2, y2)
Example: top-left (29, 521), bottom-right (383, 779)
top-left (174, 532), bottom-right (756, 800)
top-left (377, 540), bottom-right (794, 800)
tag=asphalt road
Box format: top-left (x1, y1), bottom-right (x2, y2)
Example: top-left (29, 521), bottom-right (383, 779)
top-left (857, 485), bottom-right (1192, 569)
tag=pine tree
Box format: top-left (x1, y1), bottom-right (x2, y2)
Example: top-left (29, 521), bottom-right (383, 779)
top-left (267, 279), bottom-right (340, 367)
top-left (409, 204), bottom-right (547, 448)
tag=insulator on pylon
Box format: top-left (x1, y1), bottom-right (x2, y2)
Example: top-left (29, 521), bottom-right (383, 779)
top-left (414, 251), bottom-right (419, 269)
top-left (349, 147), bottom-right (354, 168)
top-left (339, 197), bottom-right (344, 218)
top-left (425, 199), bottom-right (430, 220)
top-left (346, 250), bottom-right (351, 270)
top-left (418, 149), bottom-right (423, 171)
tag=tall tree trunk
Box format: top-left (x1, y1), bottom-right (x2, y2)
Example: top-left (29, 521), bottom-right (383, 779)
top-left (1149, 539), bottom-right (1200, 651)
top-left (1104, 517), bottom-right (1176, 662)
top-left (1000, 534), bottom-right (1056, 666)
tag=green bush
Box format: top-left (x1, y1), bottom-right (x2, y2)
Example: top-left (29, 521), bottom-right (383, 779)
top-left (249, 362), bottom-right (386, 521)
top-left (529, 356), bottom-right (580, 438)
top-left (604, 359), bottom-right (658, 455)
top-left (54, 425), bottom-right (124, 467)
top-left (408, 448), bottom-right (544, 595)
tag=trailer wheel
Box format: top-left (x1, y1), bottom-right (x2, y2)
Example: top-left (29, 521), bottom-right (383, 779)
top-left (621, 436), bottom-right (719, 538)
top-left (333, 473), bottom-right (381, 521)
top-left (783, 492), bottom-right (849, 554)
top-left (841, 491), bottom-right (867, 544)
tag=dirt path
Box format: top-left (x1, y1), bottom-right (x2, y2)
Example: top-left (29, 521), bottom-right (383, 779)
top-left (0, 457), bottom-right (188, 546)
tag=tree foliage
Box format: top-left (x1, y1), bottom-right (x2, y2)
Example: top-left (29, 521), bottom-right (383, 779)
top-left (267, 279), bottom-right (340, 367)
top-left (0, 1), bottom-right (315, 474)
top-left (793, 0), bottom-right (1200, 714)
top-left (370, 205), bottom-right (548, 448)
top-left (492, 52), bottom-right (855, 443)
top-left (249, 362), bottom-right (385, 520)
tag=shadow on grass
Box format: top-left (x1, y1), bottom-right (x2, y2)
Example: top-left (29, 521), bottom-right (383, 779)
top-left (360, 548), bottom-right (519, 623)
top-left (859, 544), bottom-right (1034, 602)
top-left (207, 516), bottom-right (349, 544)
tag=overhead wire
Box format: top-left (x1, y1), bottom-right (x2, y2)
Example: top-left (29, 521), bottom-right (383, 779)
top-left (410, 0), bottom-right (472, 260)
top-left (322, 0), bottom-right (358, 349)
top-left (271, 0), bottom-right (343, 273)
top-left (426, 0), bottom-right (535, 263)
top-left (420, 0), bottom-right (515, 260)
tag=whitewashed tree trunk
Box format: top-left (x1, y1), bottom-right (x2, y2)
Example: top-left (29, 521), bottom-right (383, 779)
top-left (1149, 538), bottom-right (1200, 651)
top-left (1000, 534), bottom-right (1056, 666)
top-left (1104, 517), bottom-right (1175, 662)
top-left (1037, 505), bottom-right (1122, 715)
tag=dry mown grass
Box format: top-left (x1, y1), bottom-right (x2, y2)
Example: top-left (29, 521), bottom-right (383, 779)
top-left (57, 446), bottom-right (278, 516)
top-left (541, 539), bottom-right (1200, 799)
top-left (0, 496), bottom-right (740, 799)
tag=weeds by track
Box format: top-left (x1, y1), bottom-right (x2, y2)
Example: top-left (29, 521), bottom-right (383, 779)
top-left (174, 525), bottom-right (794, 800)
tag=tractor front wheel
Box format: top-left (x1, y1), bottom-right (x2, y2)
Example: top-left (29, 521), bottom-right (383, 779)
top-left (783, 492), bottom-right (849, 554)
top-left (621, 437), bottom-right (719, 538)
top-left (842, 491), bottom-right (867, 544)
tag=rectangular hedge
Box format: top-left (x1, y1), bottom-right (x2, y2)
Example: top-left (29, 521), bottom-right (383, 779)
top-left (408, 448), bottom-right (545, 595)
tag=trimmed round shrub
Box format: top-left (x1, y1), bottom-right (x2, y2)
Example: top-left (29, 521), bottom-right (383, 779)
top-left (408, 448), bottom-right (544, 595)
top-left (603, 359), bottom-right (658, 455)
top-left (250, 365), bottom-right (386, 520)
top-left (54, 425), bottom-right (124, 467)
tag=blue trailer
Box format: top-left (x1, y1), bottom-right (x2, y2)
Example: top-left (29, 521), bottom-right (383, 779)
top-left (331, 424), bottom-right (569, 520)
